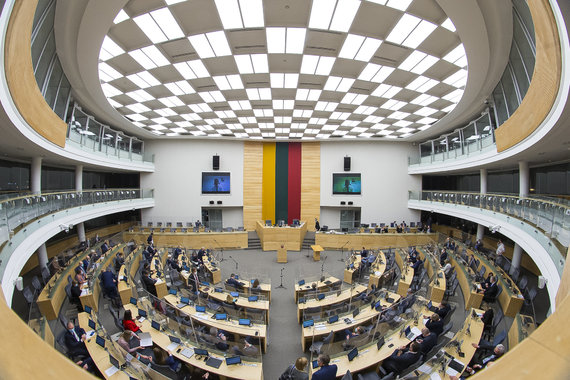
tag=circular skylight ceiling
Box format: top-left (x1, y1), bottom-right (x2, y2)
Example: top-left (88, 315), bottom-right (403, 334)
top-left (99, 0), bottom-right (467, 140)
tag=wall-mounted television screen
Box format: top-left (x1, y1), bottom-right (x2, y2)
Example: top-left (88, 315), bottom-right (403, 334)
top-left (333, 173), bottom-right (361, 195)
top-left (202, 172), bottom-right (230, 194)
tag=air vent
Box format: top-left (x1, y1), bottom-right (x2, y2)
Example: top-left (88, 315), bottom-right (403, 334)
top-left (196, 84), bottom-right (218, 90)
top-left (235, 45), bottom-right (266, 50)
top-left (298, 82), bottom-right (323, 87)
top-left (171, 52), bottom-right (195, 58)
top-left (245, 81), bottom-right (270, 86)
top-left (228, 28), bottom-right (265, 33)
top-left (306, 46), bottom-right (336, 52)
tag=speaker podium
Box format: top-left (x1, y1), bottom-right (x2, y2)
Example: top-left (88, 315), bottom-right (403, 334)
top-left (277, 245), bottom-right (287, 263)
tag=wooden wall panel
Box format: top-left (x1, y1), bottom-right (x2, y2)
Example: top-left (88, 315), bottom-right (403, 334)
top-left (243, 142), bottom-right (263, 230)
top-left (4, 0), bottom-right (67, 147)
top-left (301, 142), bottom-right (320, 231)
top-left (494, 0), bottom-right (562, 152)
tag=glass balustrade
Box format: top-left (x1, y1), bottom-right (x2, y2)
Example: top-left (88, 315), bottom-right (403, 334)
top-left (408, 190), bottom-right (568, 274)
top-left (0, 189), bottom-right (153, 244)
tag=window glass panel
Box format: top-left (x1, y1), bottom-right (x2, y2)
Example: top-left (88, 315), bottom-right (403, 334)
top-left (492, 85), bottom-right (509, 126)
top-left (31, 3), bottom-right (55, 69)
top-left (44, 57), bottom-right (63, 106)
top-left (509, 41), bottom-right (530, 98)
top-left (513, 14), bottom-right (535, 77)
top-left (513, 0), bottom-right (535, 46)
top-left (0, 159), bottom-right (30, 192)
top-left (500, 66), bottom-right (520, 116)
top-left (34, 32), bottom-right (56, 90)
top-left (54, 75), bottom-right (71, 120)
top-left (32, 0), bottom-right (53, 31)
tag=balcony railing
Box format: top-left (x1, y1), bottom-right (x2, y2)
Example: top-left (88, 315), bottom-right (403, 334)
top-left (409, 190), bottom-right (570, 252)
top-left (0, 189), bottom-right (154, 245)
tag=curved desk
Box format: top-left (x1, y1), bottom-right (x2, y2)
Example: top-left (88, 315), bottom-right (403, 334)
top-left (164, 294), bottom-right (268, 352)
top-left (368, 252), bottom-right (387, 290)
top-left (297, 284), bottom-right (367, 323)
top-left (295, 276), bottom-right (341, 303)
top-left (394, 250), bottom-right (414, 296)
top-left (123, 303), bottom-right (263, 379)
top-left (448, 252), bottom-right (483, 310)
top-left (202, 286), bottom-right (270, 324)
top-left (416, 247), bottom-right (446, 303)
top-left (255, 220), bottom-right (307, 251)
top-left (123, 230), bottom-right (248, 250)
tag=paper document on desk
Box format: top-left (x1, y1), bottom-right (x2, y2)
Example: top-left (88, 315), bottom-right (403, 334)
top-left (314, 324), bottom-right (327, 330)
top-left (155, 278), bottom-right (163, 284)
top-left (423, 317), bottom-right (430, 325)
top-left (81, 289), bottom-right (89, 296)
top-left (194, 312), bottom-right (207, 320)
top-left (138, 317), bottom-right (146, 323)
top-left (86, 330), bottom-right (95, 339)
top-left (418, 363), bottom-right (432, 373)
top-left (166, 342), bottom-right (179, 351)
top-left (180, 347), bottom-right (194, 358)
top-left (374, 271), bottom-right (381, 276)
top-left (104, 366), bottom-right (119, 377)
top-left (429, 373), bottom-right (442, 380)
top-left (139, 332), bottom-right (152, 347)
top-left (446, 367), bottom-right (459, 377)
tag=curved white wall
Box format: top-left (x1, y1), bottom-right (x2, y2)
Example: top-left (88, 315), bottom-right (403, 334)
top-left (2, 198), bottom-right (154, 306)
top-left (408, 199), bottom-right (562, 312)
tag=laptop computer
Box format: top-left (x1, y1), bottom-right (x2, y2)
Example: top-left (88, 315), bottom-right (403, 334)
top-left (206, 357), bottom-right (223, 368)
top-left (130, 297), bottom-right (137, 305)
top-left (298, 297), bottom-right (306, 304)
top-left (215, 313), bottom-right (227, 320)
top-left (377, 336), bottom-right (385, 350)
top-left (196, 305), bottom-right (206, 312)
top-left (317, 293), bottom-right (325, 300)
top-left (194, 348), bottom-right (208, 356)
top-left (298, 279), bottom-right (305, 286)
top-left (139, 332), bottom-right (152, 347)
top-left (404, 325), bottom-right (421, 341)
top-left (347, 347), bottom-right (358, 361)
top-left (226, 356), bottom-right (241, 365)
top-left (215, 287), bottom-right (223, 293)
top-left (353, 308), bottom-right (360, 318)
top-left (180, 348), bottom-right (194, 358)
top-left (239, 319), bottom-right (251, 326)
top-left (138, 309), bottom-right (147, 318)
top-left (84, 305), bottom-right (92, 314)
top-left (328, 315), bottom-right (339, 324)
top-left (95, 335), bottom-right (105, 348)
top-left (248, 296), bottom-right (258, 302)
top-left (303, 319), bottom-right (314, 328)
top-left (230, 292), bottom-right (239, 297)
top-left (312, 360), bottom-right (319, 369)
top-left (169, 289), bottom-right (177, 295)
top-left (169, 335), bottom-right (181, 344)
top-left (88, 319), bottom-right (96, 330)
top-left (109, 354), bottom-right (120, 369)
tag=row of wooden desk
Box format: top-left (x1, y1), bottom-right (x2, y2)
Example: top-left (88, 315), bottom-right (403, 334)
top-left (255, 220), bottom-right (308, 251)
top-left (297, 284), bottom-right (368, 322)
top-left (123, 230), bottom-right (249, 249)
top-left (315, 232), bottom-right (436, 251)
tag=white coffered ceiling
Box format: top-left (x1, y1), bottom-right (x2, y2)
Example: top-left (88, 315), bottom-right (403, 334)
top-left (96, 0), bottom-right (469, 140)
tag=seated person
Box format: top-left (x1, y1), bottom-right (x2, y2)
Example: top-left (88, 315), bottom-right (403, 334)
top-left (474, 239), bottom-right (483, 251)
top-left (166, 255), bottom-right (181, 272)
top-left (209, 327), bottom-right (230, 351)
top-left (440, 248), bottom-right (448, 266)
top-left (101, 240), bottom-right (110, 255)
top-left (153, 347), bottom-right (182, 372)
top-left (279, 356), bottom-right (309, 380)
top-left (64, 321), bottom-right (90, 358)
top-left (408, 247), bottom-right (418, 263)
top-left (226, 273), bottom-right (243, 289)
top-left (117, 330), bottom-right (149, 356)
top-left (74, 267), bottom-right (86, 286)
top-left (251, 279), bottom-right (262, 293)
top-left (424, 313), bottom-right (444, 336)
top-left (173, 245), bottom-right (183, 260)
top-left (100, 266), bottom-right (119, 299)
top-left (232, 337), bottom-right (258, 357)
top-left (141, 270), bottom-right (158, 297)
top-left (190, 251), bottom-right (201, 267)
top-left (344, 326), bottom-right (365, 341)
top-left (381, 342), bottom-right (421, 376)
top-left (122, 309), bottom-right (141, 333)
top-left (442, 263), bottom-right (453, 278)
top-left (70, 280), bottom-right (83, 312)
top-left (382, 226), bottom-right (389, 233)
top-left (433, 301), bottom-right (451, 320)
top-left (360, 247), bottom-right (368, 259)
top-left (415, 328), bottom-right (437, 354)
top-left (311, 354), bottom-right (337, 380)
top-left (114, 251), bottom-right (125, 272)
top-left (481, 307), bottom-right (494, 329)
top-left (479, 276), bottom-right (499, 302)
top-left (75, 357), bottom-right (96, 374)
top-left (462, 344), bottom-right (505, 377)
top-left (143, 245), bottom-right (155, 263)
top-left (224, 294), bottom-right (239, 309)
top-left (197, 247), bottom-right (207, 263)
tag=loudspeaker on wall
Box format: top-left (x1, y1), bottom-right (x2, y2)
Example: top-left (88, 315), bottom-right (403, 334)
top-left (213, 155), bottom-right (220, 170)
top-left (344, 156), bottom-right (351, 171)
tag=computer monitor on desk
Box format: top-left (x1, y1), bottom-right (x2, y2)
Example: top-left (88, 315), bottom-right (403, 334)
top-left (265, 220), bottom-right (272, 226)
top-left (278, 219), bottom-right (285, 227)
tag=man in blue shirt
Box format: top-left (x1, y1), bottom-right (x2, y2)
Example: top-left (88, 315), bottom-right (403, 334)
top-left (312, 354), bottom-right (337, 380)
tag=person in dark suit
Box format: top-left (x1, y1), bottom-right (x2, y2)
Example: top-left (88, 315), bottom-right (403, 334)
top-left (312, 354), bottom-right (337, 380)
top-left (173, 246), bottom-right (183, 260)
top-left (360, 247), bottom-right (368, 259)
top-left (101, 240), bottom-right (110, 255)
top-left (381, 342), bottom-right (421, 375)
top-left (114, 251), bottom-right (125, 272)
top-left (141, 270), bottom-right (157, 297)
top-left (226, 273), bottom-right (243, 289)
top-left (440, 248), bottom-right (448, 266)
top-left (415, 328), bottom-right (437, 354)
top-left (188, 267), bottom-right (200, 293)
top-left (197, 247), bottom-right (207, 263)
top-left (147, 232), bottom-right (153, 245)
top-left (64, 321), bottom-right (90, 358)
top-left (70, 280), bottom-right (83, 312)
top-left (315, 218), bottom-right (320, 231)
top-left (143, 245), bottom-right (155, 263)
top-left (480, 276), bottom-right (499, 302)
top-left (411, 258), bottom-right (423, 276)
top-left (481, 307), bottom-right (494, 329)
top-left (100, 267), bottom-right (119, 299)
top-left (434, 301), bottom-right (451, 319)
top-left (425, 313), bottom-right (444, 336)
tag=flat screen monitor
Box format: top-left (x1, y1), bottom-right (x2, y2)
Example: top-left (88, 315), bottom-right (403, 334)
top-left (328, 315), bottom-right (339, 324)
top-left (151, 320), bottom-right (161, 330)
top-left (248, 296), bottom-right (258, 302)
top-left (84, 305), bottom-right (92, 314)
top-left (196, 305), bottom-right (206, 312)
top-left (181, 297), bottom-right (190, 304)
top-left (377, 336), bottom-right (385, 350)
top-left (215, 313), bottom-right (227, 320)
top-left (298, 279), bottom-right (305, 286)
top-left (138, 309), bottom-right (147, 318)
top-left (169, 335), bottom-right (181, 344)
top-left (214, 287), bottom-right (223, 293)
top-left (332, 173), bottom-right (361, 195)
top-left (317, 293), bottom-right (325, 300)
top-left (265, 220), bottom-right (272, 226)
top-left (226, 356), bottom-right (241, 365)
top-left (95, 335), bottom-right (105, 348)
top-left (201, 172), bottom-right (230, 194)
top-left (347, 347), bottom-right (358, 361)
top-left (88, 319), bottom-right (96, 330)
top-left (230, 292), bottom-right (239, 297)
top-left (353, 308), bottom-right (360, 318)
top-left (169, 289), bottom-right (177, 295)
top-left (109, 354), bottom-right (120, 369)
top-left (312, 360), bottom-right (319, 369)
top-left (239, 319), bottom-right (251, 326)
top-left (130, 297), bottom-right (137, 305)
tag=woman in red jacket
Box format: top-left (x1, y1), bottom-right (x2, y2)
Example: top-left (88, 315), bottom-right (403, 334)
top-left (122, 309), bottom-right (140, 333)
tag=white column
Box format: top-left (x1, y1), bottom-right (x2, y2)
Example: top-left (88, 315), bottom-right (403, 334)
top-left (75, 164), bottom-right (83, 191)
top-left (519, 161), bottom-right (529, 197)
top-left (477, 168), bottom-right (488, 241)
top-left (511, 243), bottom-right (523, 273)
top-left (480, 168), bottom-right (487, 194)
top-left (37, 244), bottom-right (48, 270)
top-left (75, 164), bottom-right (86, 243)
top-left (31, 157), bottom-right (42, 194)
